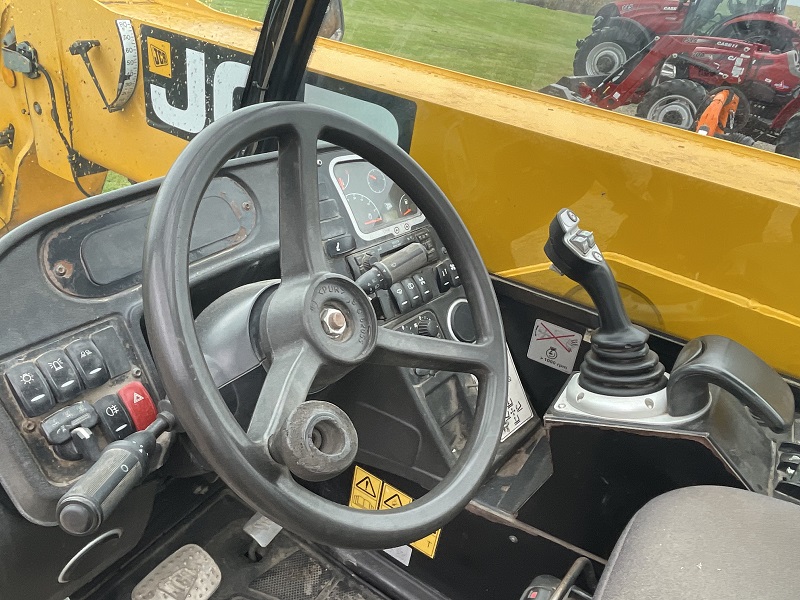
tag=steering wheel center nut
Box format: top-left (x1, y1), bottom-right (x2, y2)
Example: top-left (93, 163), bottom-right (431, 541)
top-left (306, 275), bottom-right (377, 364)
top-left (320, 307), bottom-right (348, 339)
top-left (269, 401), bottom-right (358, 481)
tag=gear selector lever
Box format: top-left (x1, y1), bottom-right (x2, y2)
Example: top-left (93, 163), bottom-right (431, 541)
top-left (545, 209), bottom-right (667, 397)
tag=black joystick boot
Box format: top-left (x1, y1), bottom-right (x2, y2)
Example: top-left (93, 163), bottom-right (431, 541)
top-left (545, 209), bottom-right (667, 397)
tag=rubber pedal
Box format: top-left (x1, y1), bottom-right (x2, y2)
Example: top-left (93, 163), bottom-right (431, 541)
top-left (131, 543), bottom-right (221, 600)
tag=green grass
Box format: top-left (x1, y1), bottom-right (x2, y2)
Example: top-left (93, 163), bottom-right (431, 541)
top-left (102, 171), bottom-right (132, 193)
top-left (205, 0), bottom-right (591, 91)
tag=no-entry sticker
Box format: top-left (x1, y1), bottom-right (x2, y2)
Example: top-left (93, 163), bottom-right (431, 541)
top-left (527, 319), bottom-right (583, 373)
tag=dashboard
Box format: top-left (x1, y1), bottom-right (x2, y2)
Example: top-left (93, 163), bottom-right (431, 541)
top-left (0, 147), bottom-right (534, 537)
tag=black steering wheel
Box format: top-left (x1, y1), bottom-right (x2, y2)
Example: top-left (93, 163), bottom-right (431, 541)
top-left (142, 102), bottom-right (507, 548)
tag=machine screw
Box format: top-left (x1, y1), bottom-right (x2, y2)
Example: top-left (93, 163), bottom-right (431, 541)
top-left (242, 201), bottom-right (252, 211)
top-left (54, 263), bottom-right (67, 276)
top-left (320, 307), bottom-right (347, 338)
top-left (316, 159), bottom-right (323, 166)
top-left (557, 403), bottom-right (566, 410)
top-left (509, 535), bottom-right (518, 543)
top-left (22, 420), bottom-right (36, 433)
top-left (132, 367), bottom-right (142, 378)
top-left (33, 102), bottom-right (42, 115)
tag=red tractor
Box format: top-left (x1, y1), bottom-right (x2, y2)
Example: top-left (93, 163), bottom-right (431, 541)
top-left (547, 34), bottom-right (800, 155)
top-left (574, 0), bottom-right (800, 76)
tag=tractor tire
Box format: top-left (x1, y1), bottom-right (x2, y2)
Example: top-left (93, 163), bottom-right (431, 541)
top-left (776, 113), bottom-right (800, 159)
top-left (573, 27), bottom-right (643, 77)
top-left (636, 80), bottom-right (708, 129)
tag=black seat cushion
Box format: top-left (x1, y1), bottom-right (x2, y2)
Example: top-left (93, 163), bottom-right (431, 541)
top-left (595, 486), bottom-right (800, 600)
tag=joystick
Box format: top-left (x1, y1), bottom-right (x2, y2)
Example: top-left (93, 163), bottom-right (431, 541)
top-left (545, 209), bottom-right (667, 398)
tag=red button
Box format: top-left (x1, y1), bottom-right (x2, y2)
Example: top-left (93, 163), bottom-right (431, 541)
top-left (118, 382), bottom-right (157, 431)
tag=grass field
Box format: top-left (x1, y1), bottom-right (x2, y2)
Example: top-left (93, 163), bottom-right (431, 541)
top-left (206, 0), bottom-right (590, 91)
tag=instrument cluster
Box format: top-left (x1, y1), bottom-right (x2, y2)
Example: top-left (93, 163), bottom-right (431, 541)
top-left (331, 156), bottom-right (425, 239)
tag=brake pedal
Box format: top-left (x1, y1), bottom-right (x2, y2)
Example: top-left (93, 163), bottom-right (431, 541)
top-left (131, 544), bottom-right (221, 600)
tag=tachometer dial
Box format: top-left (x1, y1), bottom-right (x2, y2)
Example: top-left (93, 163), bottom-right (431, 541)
top-left (398, 194), bottom-right (418, 218)
top-left (346, 193), bottom-right (384, 232)
top-left (367, 169), bottom-right (387, 194)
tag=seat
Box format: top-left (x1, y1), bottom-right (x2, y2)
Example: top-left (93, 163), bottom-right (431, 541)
top-left (594, 486), bottom-right (800, 600)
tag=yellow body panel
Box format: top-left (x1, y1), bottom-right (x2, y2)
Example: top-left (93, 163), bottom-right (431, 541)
top-left (2, 2), bottom-right (799, 376)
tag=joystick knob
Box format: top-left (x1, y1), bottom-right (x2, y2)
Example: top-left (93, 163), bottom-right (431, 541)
top-left (545, 209), bottom-right (666, 397)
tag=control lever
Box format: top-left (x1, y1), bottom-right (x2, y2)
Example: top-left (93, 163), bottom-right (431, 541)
top-left (545, 209), bottom-right (666, 396)
top-left (355, 242), bottom-right (428, 293)
top-left (57, 412), bottom-right (175, 536)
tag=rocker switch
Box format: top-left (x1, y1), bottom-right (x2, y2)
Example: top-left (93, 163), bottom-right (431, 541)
top-left (5, 363), bottom-right (55, 417)
top-left (66, 340), bottom-right (108, 388)
top-left (95, 394), bottom-right (134, 440)
top-left (118, 382), bottom-right (157, 431)
top-left (36, 350), bottom-right (82, 403)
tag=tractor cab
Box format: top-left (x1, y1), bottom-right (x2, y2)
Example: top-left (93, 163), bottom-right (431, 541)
top-left (682, 0), bottom-right (791, 36)
top-left (1, 1), bottom-right (800, 600)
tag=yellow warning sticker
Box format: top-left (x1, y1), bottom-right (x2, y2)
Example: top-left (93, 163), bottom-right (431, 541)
top-left (148, 38), bottom-right (172, 78)
top-left (379, 483), bottom-right (412, 510)
top-left (349, 467), bottom-right (441, 559)
top-left (350, 465), bottom-right (382, 510)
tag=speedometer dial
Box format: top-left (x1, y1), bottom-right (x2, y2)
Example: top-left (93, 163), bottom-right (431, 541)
top-left (345, 193), bottom-right (384, 233)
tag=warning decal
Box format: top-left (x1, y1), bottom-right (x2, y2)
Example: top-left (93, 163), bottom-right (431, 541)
top-left (526, 319), bottom-right (583, 374)
top-left (348, 467), bottom-right (441, 559)
top-left (350, 466), bottom-right (382, 510)
top-left (502, 348), bottom-right (535, 442)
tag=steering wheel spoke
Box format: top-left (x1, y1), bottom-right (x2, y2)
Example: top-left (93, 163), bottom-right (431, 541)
top-left (277, 123), bottom-right (327, 279)
top-left (247, 341), bottom-right (323, 446)
top-left (370, 327), bottom-right (493, 374)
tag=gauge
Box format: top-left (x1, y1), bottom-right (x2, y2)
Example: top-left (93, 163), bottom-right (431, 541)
top-left (398, 194), bottom-right (418, 218)
top-left (345, 193), bottom-right (384, 232)
top-left (335, 168), bottom-right (350, 191)
top-left (367, 169), bottom-right (387, 194)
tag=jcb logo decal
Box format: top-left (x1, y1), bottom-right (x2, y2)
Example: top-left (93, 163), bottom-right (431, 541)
top-left (142, 26), bottom-right (251, 140)
top-left (148, 38), bottom-right (172, 78)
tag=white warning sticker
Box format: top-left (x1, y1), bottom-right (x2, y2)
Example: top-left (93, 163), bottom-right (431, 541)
top-left (502, 348), bottom-right (535, 442)
top-left (527, 319), bottom-right (583, 374)
top-left (383, 545), bottom-right (413, 566)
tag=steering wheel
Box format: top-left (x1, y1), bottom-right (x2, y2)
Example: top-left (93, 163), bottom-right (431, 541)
top-left (142, 102), bottom-right (508, 549)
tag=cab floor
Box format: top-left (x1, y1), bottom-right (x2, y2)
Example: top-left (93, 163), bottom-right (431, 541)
top-left (81, 489), bottom-right (388, 600)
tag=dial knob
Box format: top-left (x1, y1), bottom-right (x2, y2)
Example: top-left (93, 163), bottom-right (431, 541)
top-left (418, 319), bottom-right (440, 337)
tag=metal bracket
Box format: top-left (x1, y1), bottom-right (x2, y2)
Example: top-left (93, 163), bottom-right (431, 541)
top-left (2, 41), bottom-right (39, 78)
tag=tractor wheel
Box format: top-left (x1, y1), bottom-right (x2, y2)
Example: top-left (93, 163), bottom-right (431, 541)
top-left (636, 80), bottom-right (708, 129)
top-left (776, 113), bottom-right (800, 159)
top-left (573, 27), bottom-right (642, 77)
